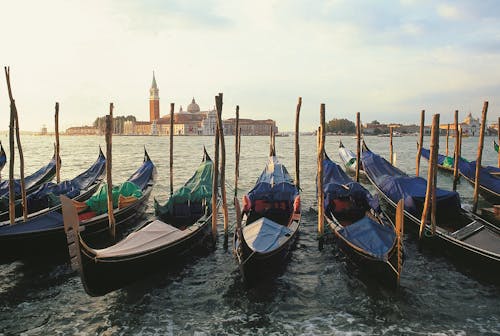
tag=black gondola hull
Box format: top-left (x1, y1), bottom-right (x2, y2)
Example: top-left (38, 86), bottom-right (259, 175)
top-left (0, 186), bottom-right (152, 261)
top-left (79, 218), bottom-right (213, 296)
top-left (327, 223), bottom-right (399, 288)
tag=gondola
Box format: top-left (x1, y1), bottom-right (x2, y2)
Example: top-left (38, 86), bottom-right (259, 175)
top-left (361, 142), bottom-right (500, 281)
top-left (0, 142), bottom-right (6, 173)
top-left (0, 149), bottom-right (155, 260)
top-left (0, 149), bottom-right (57, 201)
top-left (233, 145), bottom-right (301, 282)
top-left (420, 147), bottom-right (455, 173)
top-left (338, 140), bottom-right (364, 175)
top-left (321, 152), bottom-right (402, 287)
top-left (455, 156), bottom-right (500, 205)
top-left (421, 147), bottom-right (500, 204)
top-left (61, 148), bottom-right (216, 296)
top-left (0, 148), bottom-right (106, 222)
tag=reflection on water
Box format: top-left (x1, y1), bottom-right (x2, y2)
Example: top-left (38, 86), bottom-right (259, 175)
top-left (0, 134), bottom-right (499, 335)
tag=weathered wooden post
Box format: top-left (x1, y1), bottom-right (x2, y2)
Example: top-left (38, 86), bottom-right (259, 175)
top-left (211, 95), bottom-right (221, 241)
top-left (445, 124), bottom-right (450, 157)
top-left (498, 117), bottom-right (500, 168)
top-left (452, 110), bottom-right (460, 191)
top-left (356, 112), bottom-right (361, 182)
top-left (389, 126), bottom-right (394, 166)
top-left (215, 94), bottom-right (228, 240)
top-left (169, 103), bottom-right (174, 196)
top-left (430, 117), bottom-right (439, 235)
top-left (5, 67), bottom-right (28, 222)
top-left (317, 104), bottom-right (325, 245)
top-left (472, 101), bottom-right (488, 213)
top-left (419, 113), bottom-right (439, 238)
top-left (395, 199), bottom-right (404, 287)
top-left (55, 102), bottom-right (61, 183)
top-left (416, 110), bottom-right (425, 176)
top-left (295, 97), bottom-right (301, 189)
top-left (5, 68), bottom-right (16, 225)
top-left (234, 106), bottom-right (240, 198)
top-left (106, 103), bottom-right (116, 240)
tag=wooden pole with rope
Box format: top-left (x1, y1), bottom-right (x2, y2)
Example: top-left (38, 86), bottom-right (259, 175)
top-left (419, 113), bottom-right (439, 239)
top-left (416, 110), bottom-right (425, 177)
top-left (395, 199), bottom-right (404, 287)
top-left (105, 103), bottom-right (116, 240)
top-left (472, 101), bottom-right (488, 213)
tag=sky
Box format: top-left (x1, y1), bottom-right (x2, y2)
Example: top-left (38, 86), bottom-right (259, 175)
top-left (1, 0), bottom-right (500, 132)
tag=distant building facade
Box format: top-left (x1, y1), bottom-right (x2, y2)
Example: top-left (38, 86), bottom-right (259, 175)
top-left (65, 126), bottom-right (99, 135)
top-left (121, 73), bottom-right (277, 136)
top-left (440, 112), bottom-right (482, 136)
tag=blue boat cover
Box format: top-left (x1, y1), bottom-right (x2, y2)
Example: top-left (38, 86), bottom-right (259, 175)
top-left (0, 155), bottom-right (155, 236)
top-left (457, 157), bottom-right (500, 194)
top-left (127, 157), bottom-right (156, 190)
top-left (247, 156), bottom-right (298, 203)
top-left (421, 147), bottom-right (500, 193)
top-left (24, 151), bottom-right (106, 209)
top-left (322, 156), bottom-right (379, 212)
top-left (338, 217), bottom-right (395, 259)
top-left (362, 147), bottom-right (461, 217)
top-left (243, 217), bottom-right (292, 253)
top-left (0, 155), bottom-right (56, 197)
top-left (0, 211), bottom-right (63, 236)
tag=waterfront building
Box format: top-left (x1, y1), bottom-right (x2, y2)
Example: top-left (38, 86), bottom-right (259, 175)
top-left (65, 126), bottom-right (99, 135)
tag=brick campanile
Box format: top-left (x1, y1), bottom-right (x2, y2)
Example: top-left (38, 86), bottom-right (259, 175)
top-left (149, 72), bottom-right (160, 122)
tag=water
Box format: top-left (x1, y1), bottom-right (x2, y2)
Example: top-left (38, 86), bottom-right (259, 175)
top-left (0, 134), bottom-right (499, 335)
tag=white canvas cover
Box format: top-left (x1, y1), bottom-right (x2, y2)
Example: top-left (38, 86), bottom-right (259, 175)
top-left (95, 220), bottom-right (192, 258)
top-left (243, 217), bottom-right (292, 253)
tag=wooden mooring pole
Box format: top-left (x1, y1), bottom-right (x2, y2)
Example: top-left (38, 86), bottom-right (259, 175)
top-left (389, 126), bottom-right (394, 166)
top-left (416, 110), bottom-right (425, 177)
top-left (215, 94), bottom-right (228, 240)
top-left (295, 97), bottom-right (301, 189)
top-left (5, 67), bottom-right (16, 225)
top-left (419, 113), bottom-right (439, 238)
top-left (472, 101), bottom-right (488, 213)
top-left (234, 106), bottom-right (240, 198)
top-left (106, 103), bottom-right (116, 240)
top-left (55, 102), bottom-right (61, 183)
top-left (452, 110), bottom-right (460, 191)
top-left (355, 112), bottom-right (361, 182)
top-left (445, 124), bottom-right (450, 157)
top-left (497, 117), bottom-right (500, 168)
top-left (317, 104), bottom-right (325, 247)
top-left (169, 103), bottom-right (174, 196)
top-left (5, 67), bottom-right (28, 222)
top-left (395, 199), bottom-right (404, 287)
top-left (212, 95), bottom-right (221, 242)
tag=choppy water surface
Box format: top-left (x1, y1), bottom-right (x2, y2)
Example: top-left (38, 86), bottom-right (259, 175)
top-left (0, 134), bottom-right (499, 335)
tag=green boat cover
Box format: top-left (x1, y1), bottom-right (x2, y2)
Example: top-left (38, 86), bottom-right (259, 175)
top-left (154, 159), bottom-right (213, 218)
top-left (85, 181), bottom-right (142, 215)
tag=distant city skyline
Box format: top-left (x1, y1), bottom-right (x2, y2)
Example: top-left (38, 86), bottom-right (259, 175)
top-left (1, 1), bottom-right (500, 132)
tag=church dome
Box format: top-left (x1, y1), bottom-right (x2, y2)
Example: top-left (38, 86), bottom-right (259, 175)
top-left (187, 98), bottom-right (200, 113)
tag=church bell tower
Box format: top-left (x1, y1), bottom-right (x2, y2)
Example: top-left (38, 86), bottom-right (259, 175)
top-left (149, 72), bottom-right (160, 122)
